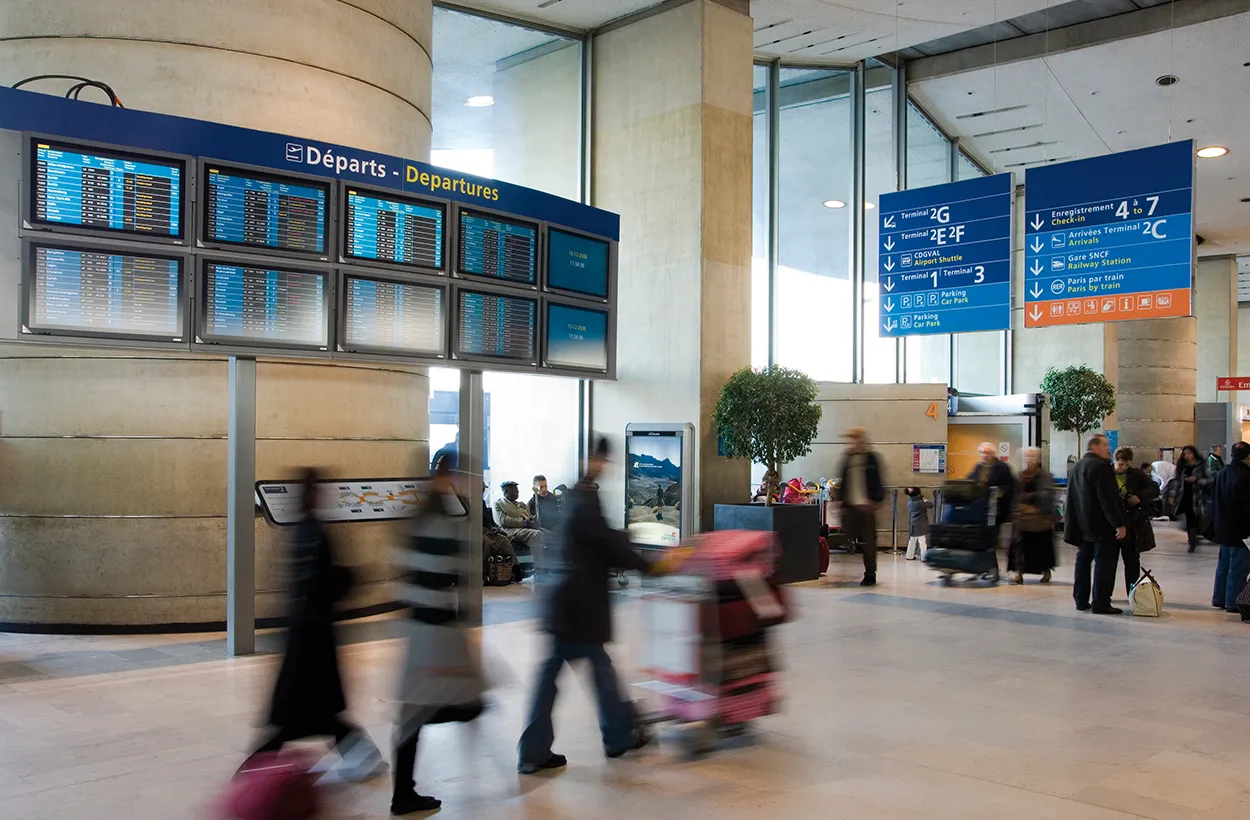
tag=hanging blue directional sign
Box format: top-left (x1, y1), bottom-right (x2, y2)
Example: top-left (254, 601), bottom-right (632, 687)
top-left (1023, 140), bottom-right (1194, 328)
top-left (878, 173), bottom-right (1013, 337)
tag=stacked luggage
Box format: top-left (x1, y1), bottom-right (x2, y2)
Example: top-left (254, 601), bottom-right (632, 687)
top-left (924, 478), bottom-right (1000, 584)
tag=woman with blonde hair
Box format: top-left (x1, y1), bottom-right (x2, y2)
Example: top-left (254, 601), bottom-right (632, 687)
top-left (1010, 447), bottom-right (1056, 584)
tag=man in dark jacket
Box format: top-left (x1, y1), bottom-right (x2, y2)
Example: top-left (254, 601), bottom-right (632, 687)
top-left (1210, 441), bottom-right (1250, 614)
top-left (518, 438), bottom-right (675, 774)
top-left (838, 427), bottom-right (886, 587)
top-left (1064, 434), bottom-right (1127, 614)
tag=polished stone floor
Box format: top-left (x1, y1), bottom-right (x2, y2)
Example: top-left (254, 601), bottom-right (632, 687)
top-left (2, 524), bottom-right (1248, 819)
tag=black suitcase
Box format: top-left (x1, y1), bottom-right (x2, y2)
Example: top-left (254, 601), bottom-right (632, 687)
top-left (924, 547), bottom-right (997, 575)
top-left (929, 523), bottom-right (993, 552)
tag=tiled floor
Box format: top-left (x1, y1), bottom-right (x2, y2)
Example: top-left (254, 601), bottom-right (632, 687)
top-left (2, 525), bottom-right (1248, 819)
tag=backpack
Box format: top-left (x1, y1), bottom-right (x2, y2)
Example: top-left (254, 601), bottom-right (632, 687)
top-left (1129, 569), bottom-right (1164, 617)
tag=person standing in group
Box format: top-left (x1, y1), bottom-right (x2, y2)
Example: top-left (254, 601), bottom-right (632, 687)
top-left (245, 468), bottom-right (383, 780)
top-left (1175, 446), bottom-right (1209, 553)
top-left (1009, 447), bottom-right (1056, 584)
top-left (1210, 441), bottom-right (1250, 616)
top-left (1112, 447), bottom-right (1160, 599)
top-left (389, 456), bottom-right (485, 815)
top-left (1208, 444), bottom-right (1225, 477)
top-left (1065, 435), bottom-right (1128, 614)
top-left (517, 438), bottom-right (681, 774)
top-left (904, 487), bottom-right (932, 561)
top-left (838, 427), bottom-right (886, 587)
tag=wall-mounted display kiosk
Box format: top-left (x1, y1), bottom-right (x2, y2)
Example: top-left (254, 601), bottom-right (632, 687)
top-left (456, 208), bottom-right (538, 287)
top-left (454, 287), bottom-right (537, 363)
top-left (544, 300), bottom-right (609, 373)
top-left (200, 161), bottom-right (331, 259)
top-left (340, 272), bottom-right (445, 358)
top-left (546, 226), bottom-right (610, 301)
top-left (342, 185), bottom-right (445, 273)
top-left (198, 258), bottom-right (330, 350)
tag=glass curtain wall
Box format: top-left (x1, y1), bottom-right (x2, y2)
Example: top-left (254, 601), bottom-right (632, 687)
top-left (751, 65), bottom-right (770, 369)
top-left (862, 64), bottom-right (897, 383)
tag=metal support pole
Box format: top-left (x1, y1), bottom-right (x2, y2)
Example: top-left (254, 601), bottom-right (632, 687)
top-left (458, 369), bottom-right (485, 628)
top-left (226, 356), bottom-right (256, 657)
top-left (851, 63), bottom-right (866, 383)
top-left (767, 59), bottom-right (781, 367)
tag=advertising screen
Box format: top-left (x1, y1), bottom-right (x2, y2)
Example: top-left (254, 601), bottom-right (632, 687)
top-left (625, 430), bottom-right (684, 548)
top-left (201, 261), bottom-right (327, 347)
top-left (455, 289), bottom-right (536, 361)
top-left (457, 210), bottom-right (537, 285)
top-left (343, 275), bottom-right (444, 355)
top-left (545, 302), bottom-right (608, 371)
top-left (30, 140), bottom-right (183, 239)
top-left (546, 228), bottom-right (609, 299)
top-left (203, 165), bottom-right (328, 254)
top-left (26, 243), bottom-right (183, 340)
top-left (344, 189), bottom-right (444, 270)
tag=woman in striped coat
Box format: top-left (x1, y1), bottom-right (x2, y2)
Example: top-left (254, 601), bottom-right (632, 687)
top-left (390, 456), bottom-right (485, 815)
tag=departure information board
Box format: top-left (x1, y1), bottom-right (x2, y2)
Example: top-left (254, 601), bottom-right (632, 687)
top-left (345, 189), bottom-right (444, 270)
top-left (31, 141), bottom-right (183, 238)
top-left (456, 290), bottom-right (536, 360)
top-left (547, 228), bottom-right (610, 299)
top-left (343, 275), bottom-right (444, 355)
top-left (545, 302), bottom-right (608, 371)
top-left (202, 261), bottom-right (327, 347)
top-left (204, 166), bottom-right (328, 254)
top-left (27, 244), bottom-right (182, 338)
top-left (457, 210), bottom-right (536, 285)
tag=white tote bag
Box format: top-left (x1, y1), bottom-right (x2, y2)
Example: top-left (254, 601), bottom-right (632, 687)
top-left (1129, 570), bottom-right (1164, 617)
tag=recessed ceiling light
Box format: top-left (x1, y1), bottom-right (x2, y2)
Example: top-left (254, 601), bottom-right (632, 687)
top-left (864, 202), bottom-right (876, 209)
top-left (1197, 145), bottom-right (1229, 158)
top-left (1155, 74), bottom-right (1179, 87)
top-left (822, 199), bottom-right (846, 209)
top-left (464, 95), bottom-right (495, 107)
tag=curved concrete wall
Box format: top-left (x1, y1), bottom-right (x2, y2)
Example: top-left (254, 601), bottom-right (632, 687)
top-left (1118, 317), bottom-right (1198, 457)
top-left (0, 0), bottom-right (433, 627)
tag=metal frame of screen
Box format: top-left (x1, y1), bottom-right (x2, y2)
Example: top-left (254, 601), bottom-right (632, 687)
top-left (336, 267), bottom-right (449, 360)
top-left (542, 222), bottom-right (614, 303)
top-left (196, 158), bottom-right (335, 262)
top-left (450, 282), bottom-right (540, 370)
top-left (451, 202), bottom-right (540, 290)
top-left (194, 253), bottom-right (334, 353)
top-left (21, 132), bottom-right (192, 246)
top-left (542, 295), bottom-right (611, 375)
top-left (20, 235), bottom-right (190, 346)
top-left (338, 181), bottom-right (448, 277)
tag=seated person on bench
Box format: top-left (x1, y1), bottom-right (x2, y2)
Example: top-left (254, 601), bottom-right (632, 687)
top-left (495, 481), bottom-right (544, 575)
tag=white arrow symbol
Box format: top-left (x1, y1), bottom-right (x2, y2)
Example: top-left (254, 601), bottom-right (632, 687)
top-left (1029, 283), bottom-right (1043, 299)
top-left (884, 258), bottom-right (895, 272)
top-left (884, 298), bottom-right (895, 313)
top-left (1030, 260), bottom-right (1043, 276)
top-left (1030, 214), bottom-right (1045, 231)
top-left (1029, 306), bottom-right (1043, 322)
top-left (883, 319), bottom-right (898, 333)
top-left (883, 215), bottom-right (896, 229)
top-left (884, 236), bottom-right (896, 251)
top-left (882, 278), bottom-right (895, 292)
top-left (1030, 237), bottom-right (1044, 253)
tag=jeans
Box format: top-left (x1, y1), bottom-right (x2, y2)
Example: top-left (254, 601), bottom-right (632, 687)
top-left (1074, 539), bottom-right (1119, 610)
top-left (1212, 544), bottom-right (1250, 611)
top-left (518, 640), bottom-right (635, 765)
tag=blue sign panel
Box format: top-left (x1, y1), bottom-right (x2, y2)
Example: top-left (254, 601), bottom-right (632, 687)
top-left (1023, 140), bottom-right (1194, 328)
top-left (878, 173), bottom-right (1013, 337)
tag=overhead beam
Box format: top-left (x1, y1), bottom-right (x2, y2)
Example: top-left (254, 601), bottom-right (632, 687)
top-left (909, 0), bottom-right (1250, 82)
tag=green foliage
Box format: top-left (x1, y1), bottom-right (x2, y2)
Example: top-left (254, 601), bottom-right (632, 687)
top-left (1039, 365), bottom-right (1116, 438)
top-left (713, 366), bottom-right (822, 503)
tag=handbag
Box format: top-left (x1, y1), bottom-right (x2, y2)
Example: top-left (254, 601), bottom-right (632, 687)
top-left (1129, 510), bottom-right (1156, 553)
top-left (1014, 502), bottom-right (1053, 533)
top-left (1236, 575), bottom-right (1250, 622)
top-left (1129, 569), bottom-right (1164, 617)
top-left (218, 752), bottom-right (318, 820)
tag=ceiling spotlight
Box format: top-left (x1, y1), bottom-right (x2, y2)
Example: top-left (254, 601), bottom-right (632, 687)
top-left (822, 199), bottom-right (846, 209)
top-left (1155, 74), bottom-right (1179, 87)
top-left (1197, 145), bottom-right (1229, 158)
top-left (464, 95), bottom-right (495, 107)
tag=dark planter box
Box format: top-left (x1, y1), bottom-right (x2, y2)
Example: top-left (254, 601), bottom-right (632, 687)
top-left (712, 503), bottom-right (821, 584)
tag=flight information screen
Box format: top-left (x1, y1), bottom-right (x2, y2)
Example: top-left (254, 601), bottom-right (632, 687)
top-left (202, 262), bottom-right (327, 347)
top-left (30, 141), bottom-right (183, 239)
top-left (203, 166), bottom-right (328, 254)
top-left (343, 276), bottom-right (444, 355)
top-left (27, 244), bottom-right (182, 339)
top-left (457, 210), bottom-right (537, 285)
top-left (344, 189), bottom-right (444, 270)
top-left (545, 302), bottom-right (608, 371)
top-left (547, 228), bottom-right (610, 299)
top-left (456, 290), bottom-right (536, 360)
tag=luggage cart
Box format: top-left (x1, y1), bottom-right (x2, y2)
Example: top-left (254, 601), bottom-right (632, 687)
top-left (924, 483), bottom-right (1001, 585)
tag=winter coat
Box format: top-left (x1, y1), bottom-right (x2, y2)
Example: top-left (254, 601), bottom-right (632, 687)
top-left (907, 497), bottom-right (933, 537)
top-left (838, 450), bottom-right (885, 505)
top-left (1118, 467), bottom-right (1160, 552)
top-left (968, 460), bottom-right (1016, 525)
top-left (1063, 453), bottom-right (1125, 546)
top-left (1210, 459), bottom-right (1250, 546)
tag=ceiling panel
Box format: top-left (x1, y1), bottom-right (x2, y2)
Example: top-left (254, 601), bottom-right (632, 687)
top-left (442, 0), bottom-right (665, 29)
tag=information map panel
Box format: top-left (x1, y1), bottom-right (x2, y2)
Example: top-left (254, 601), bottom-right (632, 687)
top-left (201, 261), bottom-right (327, 347)
top-left (345, 189), bottom-right (444, 270)
top-left (204, 165), bottom-right (328, 255)
top-left (547, 228), bottom-right (610, 299)
top-left (26, 243), bottom-right (183, 339)
top-left (343, 275), bottom-right (444, 355)
top-left (457, 210), bottom-right (536, 285)
top-left (31, 140), bottom-right (183, 239)
top-left (545, 302), bottom-right (608, 371)
top-left (456, 289), bottom-right (535, 361)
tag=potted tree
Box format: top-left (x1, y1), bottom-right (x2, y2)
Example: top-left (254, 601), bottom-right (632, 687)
top-left (711, 366), bottom-right (822, 582)
top-left (1039, 364), bottom-right (1117, 466)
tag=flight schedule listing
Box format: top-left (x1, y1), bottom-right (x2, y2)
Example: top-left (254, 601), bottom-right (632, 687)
top-left (457, 291), bottom-right (535, 360)
top-left (345, 190), bottom-right (443, 269)
top-left (32, 143), bottom-right (182, 237)
top-left (344, 277), bottom-right (443, 354)
top-left (31, 245), bottom-right (181, 337)
top-left (458, 212), bottom-right (536, 284)
top-left (204, 168), bottom-right (327, 254)
top-left (203, 263), bottom-right (326, 346)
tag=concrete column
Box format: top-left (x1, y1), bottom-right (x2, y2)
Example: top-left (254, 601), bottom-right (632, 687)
top-left (1118, 317), bottom-right (1198, 457)
top-left (591, 0), bottom-right (753, 529)
top-left (1195, 256), bottom-right (1239, 402)
top-left (0, 0), bottom-right (433, 628)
